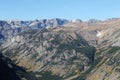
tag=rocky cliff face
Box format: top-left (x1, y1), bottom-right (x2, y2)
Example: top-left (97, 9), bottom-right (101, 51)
top-left (0, 18), bottom-right (120, 80)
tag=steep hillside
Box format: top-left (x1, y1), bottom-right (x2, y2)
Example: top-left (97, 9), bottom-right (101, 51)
top-left (0, 18), bottom-right (120, 80)
top-left (0, 53), bottom-right (37, 80)
top-left (1, 29), bottom-right (95, 79)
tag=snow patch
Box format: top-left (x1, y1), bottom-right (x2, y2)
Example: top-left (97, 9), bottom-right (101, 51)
top-left (96, 31), bottom-right (103, 38)
top-left (11, 25), bottom-right (21, 28)
top-left (71, 19), bottom-right (77, 22)
top-left (96, 32), bottom-right (102, 37)
top-left (11, 36), bottom-right (23, 42)
top-left (11, 37), bottom-right (15, 42)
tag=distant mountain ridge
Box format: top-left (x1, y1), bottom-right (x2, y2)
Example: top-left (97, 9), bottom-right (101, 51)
top-left (0, 18), bottom-right (119, 40)
top-left (0, 18), bottom-right (69, 40)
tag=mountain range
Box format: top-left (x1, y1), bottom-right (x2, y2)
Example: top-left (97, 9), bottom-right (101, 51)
top-left (0, 18), bottom-right (120, 80)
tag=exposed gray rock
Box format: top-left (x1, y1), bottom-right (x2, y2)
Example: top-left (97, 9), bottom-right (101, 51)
top-left (0, 18), bottom-right (69, 40)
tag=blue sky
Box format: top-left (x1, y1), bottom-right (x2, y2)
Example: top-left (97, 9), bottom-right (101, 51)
top-left (0, 0), bottom-right (120, 20)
